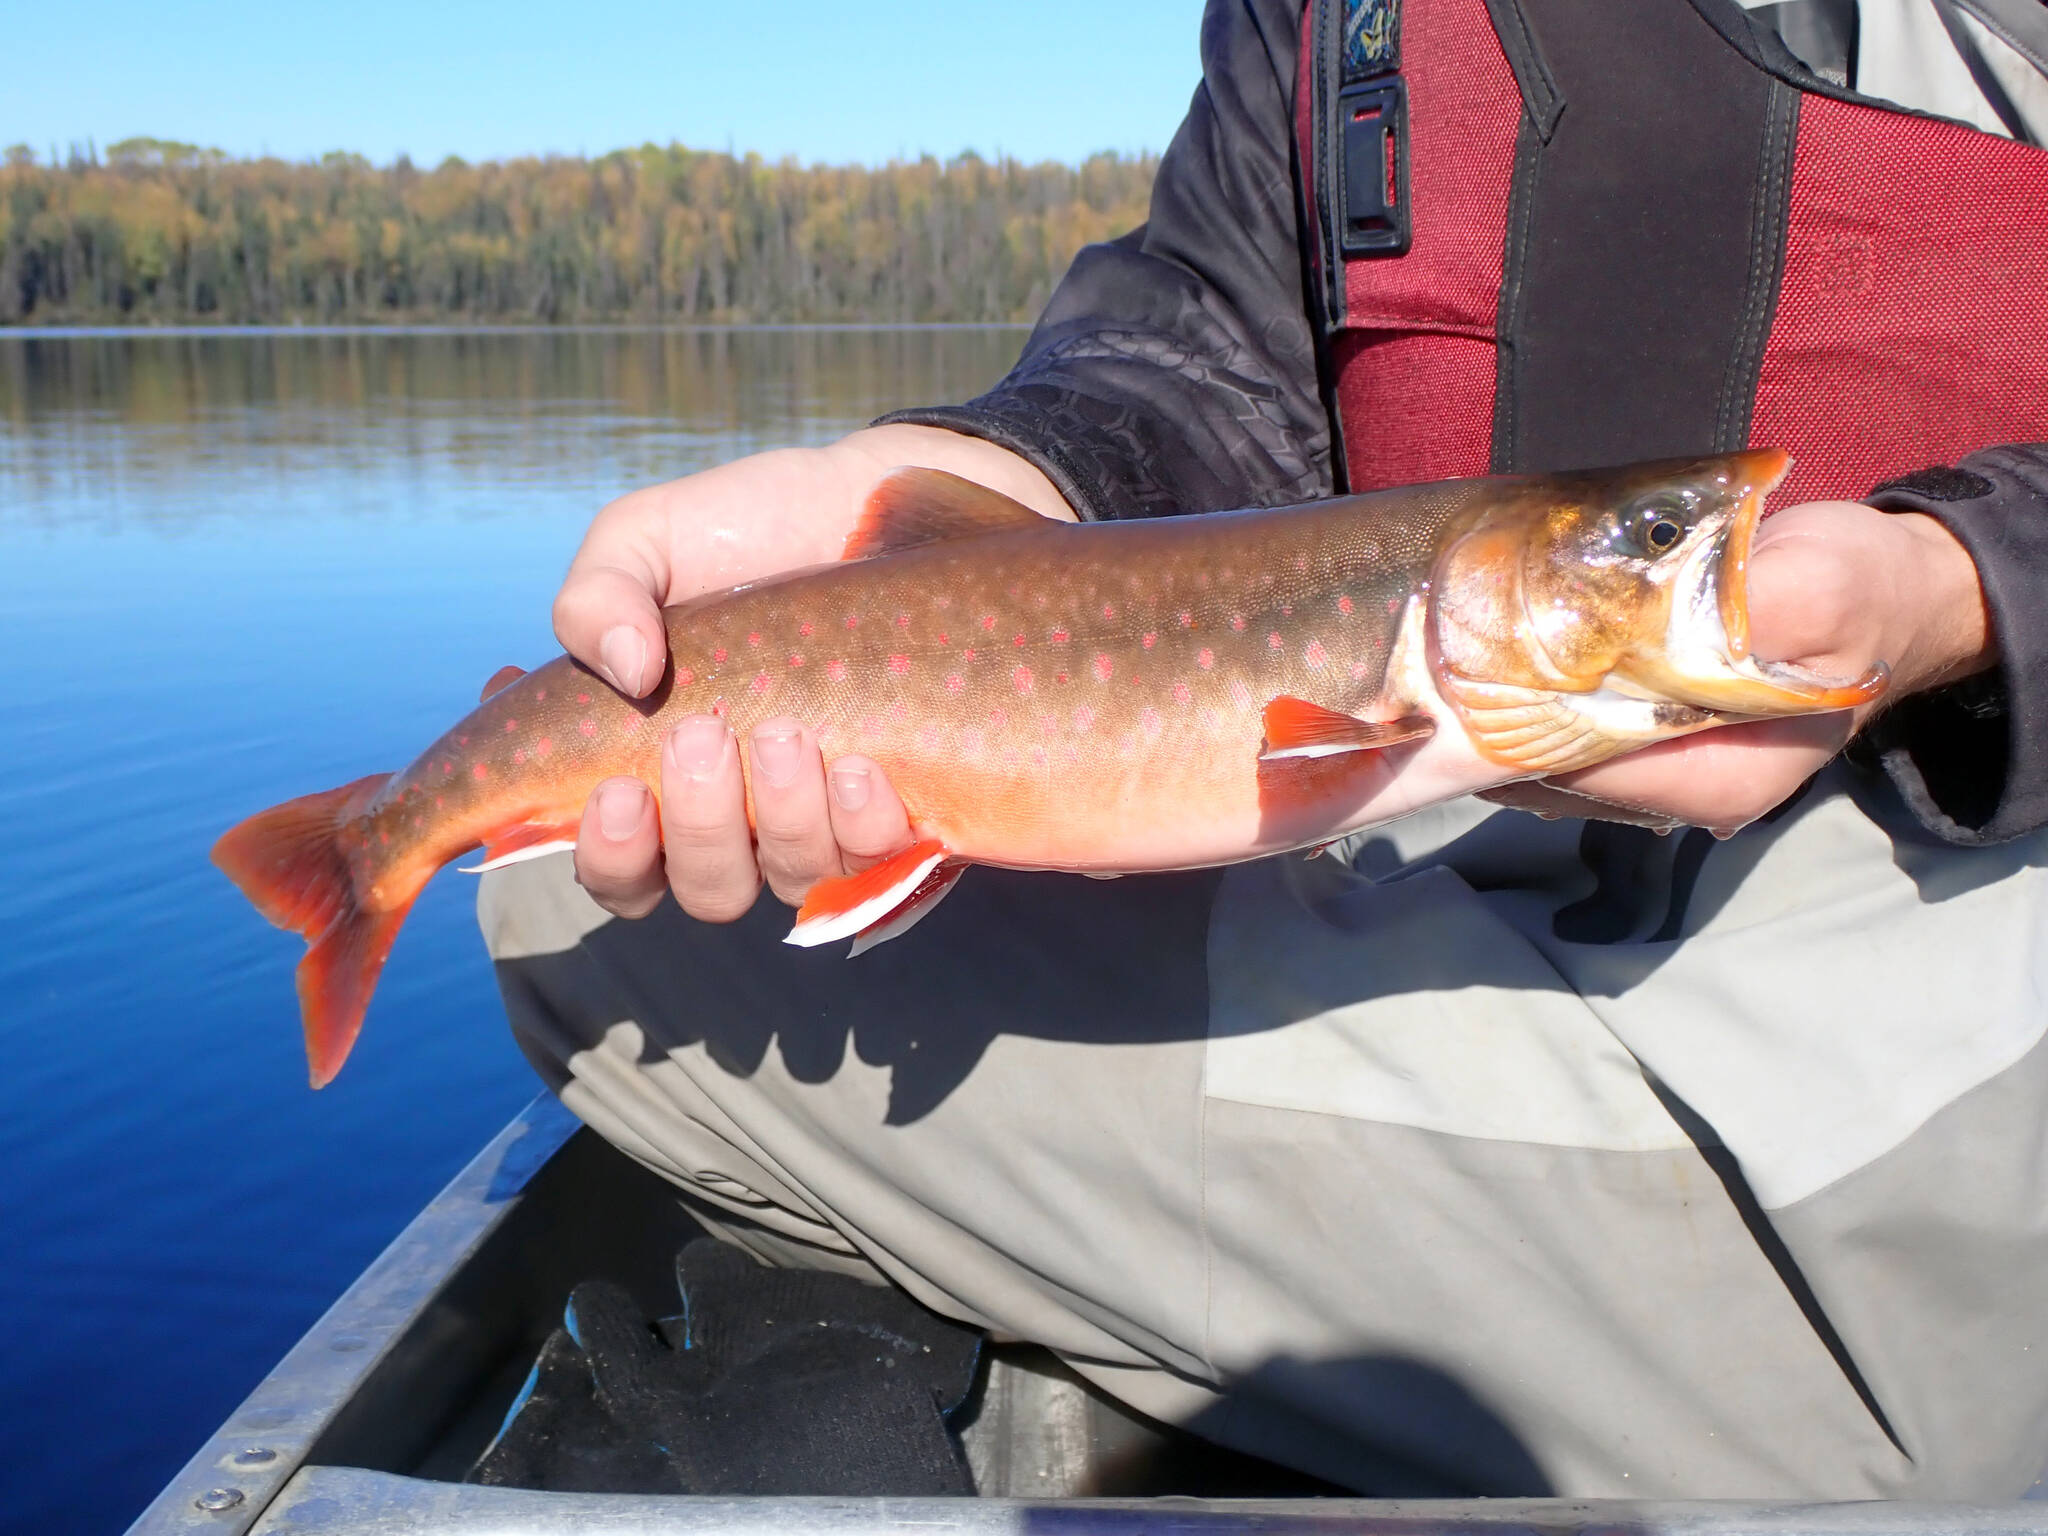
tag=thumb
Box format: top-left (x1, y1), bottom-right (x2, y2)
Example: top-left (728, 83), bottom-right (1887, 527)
top-left (552, 561), bottom-right (667, 698)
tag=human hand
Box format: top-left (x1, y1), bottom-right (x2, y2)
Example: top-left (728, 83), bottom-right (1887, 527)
top-left (1479, 500), bottom-right (1994, 836)
top-left (557, 424), bottom-right (1072, 920)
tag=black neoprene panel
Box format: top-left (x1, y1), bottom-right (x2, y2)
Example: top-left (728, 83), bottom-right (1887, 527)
top-left (1485, 0), bottom-right (1799, 474)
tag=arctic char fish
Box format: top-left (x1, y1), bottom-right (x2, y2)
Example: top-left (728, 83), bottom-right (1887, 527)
top-left (214, 450), bottom-right (1884, 1086)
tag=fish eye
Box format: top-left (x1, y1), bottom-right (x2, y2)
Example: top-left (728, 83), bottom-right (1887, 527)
top-left (1615, 492), bottom-right (1695, 558)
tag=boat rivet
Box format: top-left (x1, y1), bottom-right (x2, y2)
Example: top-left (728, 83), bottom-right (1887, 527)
top-left (329, 1333), bottom-right (368, 1353)
top-left (231, 1446), bottom-right (277, 1467)
top-left (194, 1487), bottom-right (245, 1512)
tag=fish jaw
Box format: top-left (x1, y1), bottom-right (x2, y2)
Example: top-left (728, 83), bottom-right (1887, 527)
top-left (1619, 456), bottom-right (1890, 717)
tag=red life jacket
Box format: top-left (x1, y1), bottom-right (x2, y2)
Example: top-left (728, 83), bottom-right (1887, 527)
top-left (1295, 0), bottom-right (2048, 503)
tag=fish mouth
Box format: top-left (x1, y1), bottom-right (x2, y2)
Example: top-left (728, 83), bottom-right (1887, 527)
top-left (1627, 449), bottom-right (1890, 716)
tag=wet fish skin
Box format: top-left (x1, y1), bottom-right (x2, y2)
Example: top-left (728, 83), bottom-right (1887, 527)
top-left (214, 451), bottom-right (1885, 1087)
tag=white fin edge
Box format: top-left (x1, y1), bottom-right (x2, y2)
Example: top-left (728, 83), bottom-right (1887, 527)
top-left (848, 864), bottom-right (965, 957)
top-left (783, 848), bottom-right (948, 949)
top-left (1258, 741), bottom-right (1377, 761)
top-left (458, 840), bottom-right (578, 874)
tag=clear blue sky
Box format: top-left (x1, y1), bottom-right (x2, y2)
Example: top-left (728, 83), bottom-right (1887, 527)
top-left (5, 0), bottom-right (1210, 167)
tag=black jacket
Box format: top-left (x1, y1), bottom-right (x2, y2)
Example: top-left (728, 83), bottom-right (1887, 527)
top-left (885, 0), bottom-right (2048, 846)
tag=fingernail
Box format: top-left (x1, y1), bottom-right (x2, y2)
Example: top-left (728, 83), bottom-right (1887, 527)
top-left (829, 764), bottom-right (871, 812)
top-left (595, 779), bottom-right (644, 841)
top-left (665, 716), bottom-right (729, 782)
top-left (600, 626), bottom-right (648, 695)
top-left (751, 725), bottom-right (803, 788)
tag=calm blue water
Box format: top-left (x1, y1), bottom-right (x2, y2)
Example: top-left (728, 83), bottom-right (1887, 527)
top-left (0, 327), bottom-right (1020, 1533)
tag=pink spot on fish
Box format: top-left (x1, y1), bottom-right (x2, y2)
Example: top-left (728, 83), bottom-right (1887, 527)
top-left (962, 646), bottom-right (976, 661)
top-left (826, 658), bottom-right (847, 682)
top-left (747, 632), bottom-right (762, 648)
top-left (936, 632), bottom-right (948, 645)
top-left (788, 653), bottom-right (804, 668)
top-left (1350, 661), bottom-right (1370, 680)
top-left (1014, 633), bottom-right (1027, 647)
top-left (1172, 681), bottom-right (1192, 704)
top-left (713, 647), bottom-right (728, 663)
top-left (1294, 554), bottom-right (1309, 573)
top-left (945, 673), bottom-right (964, 693)
top-left (1305, 640), bottom-right (1328, 669)
top-left (434, 795), bottom-right (444, 808)
top-left (1072, 705), bottom-right (1095, 731)
top-left (1050, 628), bottom-right (1069, 644)
top-left (513, 748), bottom-right (527, 764)
top-left (1013, 665), bottom-right (1034, 694)
top-left (1281, 603), bottom-right (1294, 617)
top-left (988, 707), bottom-right (1008, 727)
top-left (1268, 632), bottom-right (1283, 650)
top-left (504, 718), bottom-right (518, 732)
top-left (982, 615), bottom-right (997, 631)
top-left (1102, 603), bottom-right (1115, 620)
top-left (1197, 648), bottom-right (1215, 670)
top-left (535, 737), bottom-right (553, 757)
top-left (440, 761), bottom-right (453, 776)
top-left (896, 613), bottom-right (911, 628)
top-left (1141, 707), bottom-right (1162, 736)
top-left (472, 762), bottom-right (489, 781)
top-left (1231, 615), bottom-right (1247, 632)
top-left (1142, 632), bottom-right (1156, 649)
top-left (379, 829), bottom-right (389, 845)
top-left (751, 672), bottom-right (771, 695)
top-left (845, 613), bottom-right (860, 629)
top-left (1032, 747), bottom-right (1047, 767)
top-left (576, 694), bottom-right (590, 705)
top-left (456, 735), bottom-right (469, 746)
top-left (1388, 598), bottom-right (1401, 614)
top-left (711, 698), bottom-right (728, 718)
top-left (578, 718), bottom-right (597, 737)
top-left (1093, 654), bottom-right (1113, 682)
top-left (799, 621), bottom-right (814, 637)
top-left (1337, 594), bottom-right (1354, 615)
top-left (1179, 610), bottom-right (1194, 627)
top-left (889, 654), bottom-right (910, 674)
top-left (1055, 671), bottom-right (1070, 685)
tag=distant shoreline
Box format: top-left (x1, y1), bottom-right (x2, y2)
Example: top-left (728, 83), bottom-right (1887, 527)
top-left (0, 321), bottom-right (1035, 341)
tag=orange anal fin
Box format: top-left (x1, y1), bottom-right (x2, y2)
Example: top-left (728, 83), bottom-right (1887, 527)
top-left (458, 819), bottom-right (581, 874)
top-left (785, 839), bottom-right (949, 949)
top-left (848, 860), bottom-right (965, 957)
top-left (480, 664), bottom-right (527, 702)
top-left (842, 467), bottom-right (1049, 559)
top-left (1260, 697), bottom-right (1436, 761)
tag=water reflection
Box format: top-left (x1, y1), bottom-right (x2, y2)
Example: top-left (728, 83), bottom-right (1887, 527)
top-left (0, 326), bottom-right (1025, 528)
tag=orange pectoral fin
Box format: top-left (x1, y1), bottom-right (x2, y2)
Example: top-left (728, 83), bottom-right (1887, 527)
top-left (480, 664), bottom-right (527, 702)
top-left (786, 839), bottom-right (951, 950)
top-left (457, 819), bottom-right (581, 874)
top-left (850, 860), bottom-right (966, 956)
top-left (1260, 696), bottom-right (1436, 760)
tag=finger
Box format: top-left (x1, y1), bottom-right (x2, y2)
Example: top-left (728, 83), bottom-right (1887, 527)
top-left (822, 754), bottom-right (915, 867)
top-left (1544, 713), bottom-right (1850, 832)
top-left (572, 776), bottom-right (667, 919)
top-left (658, 715), bottom-right (762, 923)
top-left (747, 718), bottom-right (844, 907)
top-left (552, 561), bottom-right (667, 699)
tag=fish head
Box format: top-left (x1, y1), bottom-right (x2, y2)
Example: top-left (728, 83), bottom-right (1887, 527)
top-left (1431, 450), bottom-right (1889, 774)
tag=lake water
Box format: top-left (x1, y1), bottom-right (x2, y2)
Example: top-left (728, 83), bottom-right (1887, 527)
top-left (0, 326), bottom-right (1024, 1534)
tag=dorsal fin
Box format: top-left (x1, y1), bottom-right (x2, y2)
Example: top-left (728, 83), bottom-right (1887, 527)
top-left (480, 664), bottom-right (527, 702)
top-left (842, 467), bottom-right (1048, 560)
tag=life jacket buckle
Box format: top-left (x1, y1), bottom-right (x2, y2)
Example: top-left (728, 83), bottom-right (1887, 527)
top-left (1338, 77), bottom-right (1412, 257)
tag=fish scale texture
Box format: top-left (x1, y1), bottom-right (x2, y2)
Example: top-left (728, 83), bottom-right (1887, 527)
top-left (469, 1240), bottom-right (982, 1495)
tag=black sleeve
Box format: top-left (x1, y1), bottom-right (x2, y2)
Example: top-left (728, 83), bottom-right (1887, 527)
top-left (877, 0), bottom-right (1332, 521)
top-left (1862, 444), bottom-right (2048, 844)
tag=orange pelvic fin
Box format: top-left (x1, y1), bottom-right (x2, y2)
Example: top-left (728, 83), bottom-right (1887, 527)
top-left (785, 839), bottom-right (951, 950)
top-left (211, 774), bottom-right (416, 1089)
top-left (843, 467), bottom-right (1048, 560)
top-left (849, 859), bottom-right (965, 957)
top-left (457, 819), bottom-right (581, 873)
top-left (1259, 697), bottom-right (1437, 760)
top-left (480, 664), bottom-right (527, 701)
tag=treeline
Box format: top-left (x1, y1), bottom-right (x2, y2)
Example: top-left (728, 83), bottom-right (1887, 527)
top-left (0, 138), bottom-right (1156, 326)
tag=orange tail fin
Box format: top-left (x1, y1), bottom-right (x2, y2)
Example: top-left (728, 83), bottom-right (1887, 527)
top-left (212, 773), bottom-right (416, 1089)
